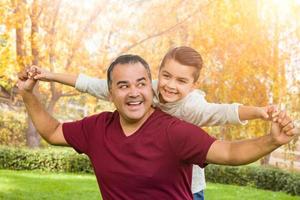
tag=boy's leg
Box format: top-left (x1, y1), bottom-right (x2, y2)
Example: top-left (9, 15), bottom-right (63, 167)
top-left (193, 190), bottom-right (204, 200)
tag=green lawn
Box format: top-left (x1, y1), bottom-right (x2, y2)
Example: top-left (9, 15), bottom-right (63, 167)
top-left (0, 170), bottom-right (299, 200)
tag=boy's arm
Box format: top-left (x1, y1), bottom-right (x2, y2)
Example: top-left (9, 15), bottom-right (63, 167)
top-left (29, 66), bottom-right (110, 100)
top-left (181, 90), bottom-right (273, 127)
top-left (206, 112), bottom-right (296, 165)
top-left (238, 105), bottom-right (275, 121)
top-left (75, 74), bottom-right (109, 100)
top-left (28, 66), bottom-right (78, 87)
top-left (181, 91), bottom-right (246, 126)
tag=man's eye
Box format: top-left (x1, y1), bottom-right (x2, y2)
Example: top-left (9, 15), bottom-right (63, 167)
top-left (138, 83), bottom-right (146, 87)
top-left (163, 74), bottom-right (170, 78)
top-left (119, 85), bottom-right (128, 89)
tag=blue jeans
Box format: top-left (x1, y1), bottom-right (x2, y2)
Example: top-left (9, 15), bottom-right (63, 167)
top-left (193, 190), bottom-right (204, 200)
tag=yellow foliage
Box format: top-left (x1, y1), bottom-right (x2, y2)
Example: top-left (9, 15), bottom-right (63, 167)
top-left (0, 0), bottom-right (299, 145)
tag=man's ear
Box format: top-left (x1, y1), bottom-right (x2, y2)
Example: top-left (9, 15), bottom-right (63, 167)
top-left (108, 91), bottom-right (113, 102)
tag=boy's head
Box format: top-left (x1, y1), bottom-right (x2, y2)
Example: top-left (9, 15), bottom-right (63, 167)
top-left (158, 46), bottom-right (203, 103)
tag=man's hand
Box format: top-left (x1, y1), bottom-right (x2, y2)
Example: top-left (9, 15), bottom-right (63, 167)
top-left (270, 111), bottom-right (296, 146)
top-left (17, 68), bottom-right (37, 93)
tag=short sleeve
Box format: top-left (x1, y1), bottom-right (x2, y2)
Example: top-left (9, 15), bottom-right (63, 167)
top-left (62, 114), bottom-right (103, 154)
top-left (167, 119), bottom-right (217, 168)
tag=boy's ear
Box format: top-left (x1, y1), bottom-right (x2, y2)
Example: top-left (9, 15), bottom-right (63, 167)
top-left (191, 82), bottom-right (196, 90)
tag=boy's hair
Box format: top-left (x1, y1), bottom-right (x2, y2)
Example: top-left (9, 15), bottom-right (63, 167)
top-left (160, 46), bottom-right (203, 82)
top-left (107, 54), bottom-right (152, 89)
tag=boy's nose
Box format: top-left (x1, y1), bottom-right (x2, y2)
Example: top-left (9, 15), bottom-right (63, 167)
top-left (166, 79), bottom-right (176, 89)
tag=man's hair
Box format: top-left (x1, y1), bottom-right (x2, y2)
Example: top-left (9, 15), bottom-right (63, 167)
top-left (159, 46), bottom-right (203, 82)
top-left (107, 54), bottom-right (152, 89)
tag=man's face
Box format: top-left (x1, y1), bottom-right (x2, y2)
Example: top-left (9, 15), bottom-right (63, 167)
top-left (109, 62), bottom-right (154, 123)
top-left (158, 58), bottom-right (195, 103)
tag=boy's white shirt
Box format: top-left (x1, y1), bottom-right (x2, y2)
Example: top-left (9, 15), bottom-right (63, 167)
top-left (75, 74), bottom-right (247, 193)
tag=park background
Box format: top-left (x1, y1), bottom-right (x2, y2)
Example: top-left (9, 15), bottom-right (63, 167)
top-left (0, 0), bottom-right (300, 199)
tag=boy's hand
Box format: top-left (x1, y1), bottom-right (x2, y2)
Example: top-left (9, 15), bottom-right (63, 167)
top-left (27, 65), bottom-right (53, 82)
top-left (258, 105), bottom-right (278, 120)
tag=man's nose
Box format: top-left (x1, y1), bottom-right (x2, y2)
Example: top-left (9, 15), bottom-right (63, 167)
top-left (128, 86), bottom-right (140, 97)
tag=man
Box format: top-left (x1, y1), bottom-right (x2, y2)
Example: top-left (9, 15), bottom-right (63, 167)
top-left (18, 54), bottom-right (296, 200)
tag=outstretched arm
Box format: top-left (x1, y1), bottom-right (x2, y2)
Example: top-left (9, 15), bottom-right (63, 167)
top-left (180, 90), bottom-right (276, 127)
top-left (18, 75), bottom-right (67, 146)
top-left (28, 66), bottom-right (109, 100)
top-left (27, 66), bottom-right (78, 87)
top-left (206, 111), bottom-right (296, 165)
top-left (238, 105), bottom-right (277, 121)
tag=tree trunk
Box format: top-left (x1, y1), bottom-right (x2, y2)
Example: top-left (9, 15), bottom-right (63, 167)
top-left (26, 118), bottom-right (41, 147)
top-left (260, 154), bottom-right (271, 166)
top-left (14, 0), bottom-right (41, 148)
top-left (25, 0), bottom-right (42, 148)
top-left (15, 0), bottom-right (26, 69)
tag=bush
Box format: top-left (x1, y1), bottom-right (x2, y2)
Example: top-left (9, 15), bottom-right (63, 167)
top-left (0, 146), bottom-right (93, 173)
top-left (205, 165), bottom-right (300, 196)
top-left (1, 147), bottom-right (299, 196)
top-left (0, 108), bottom-right (27, 147)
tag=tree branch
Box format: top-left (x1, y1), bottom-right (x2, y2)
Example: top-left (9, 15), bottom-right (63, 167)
top-left (61, 92), bottom-right (79, 97)
top-left (118, 2), bottom-right (207, 55)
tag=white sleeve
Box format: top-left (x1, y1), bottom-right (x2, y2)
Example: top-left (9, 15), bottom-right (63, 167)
top-left (75, 74), bottom-right (109, 100)
top-left (181, 91), bottom-right (247, 126)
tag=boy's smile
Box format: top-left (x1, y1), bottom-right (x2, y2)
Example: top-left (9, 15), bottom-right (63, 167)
top-left (158, 59), bottom-right (196, 103)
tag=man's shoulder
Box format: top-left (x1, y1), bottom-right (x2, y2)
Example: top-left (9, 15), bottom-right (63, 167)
top-left (82, 111), bottom-right (117, 124)
top-left (153, 108), bottom-right (176, 118)
top-left (153, 108), bottom-right (191, 126)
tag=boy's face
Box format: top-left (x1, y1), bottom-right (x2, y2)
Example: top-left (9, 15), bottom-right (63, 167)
top-left (158, 58), bottom-right (196, 103)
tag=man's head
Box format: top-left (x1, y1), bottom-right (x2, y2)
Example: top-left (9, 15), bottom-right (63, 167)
top-left (107, 54), bottom-right (154, 124)
top-left (107, 55), bottom-right (151, 89)
top-left (158, 46), bottom-right (203, 103)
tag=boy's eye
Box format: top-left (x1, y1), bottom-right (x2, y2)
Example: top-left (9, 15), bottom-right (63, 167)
top-left (163, 74), bottom-right (170, 78)
top-left (178, 80), bottom-right (187, 84)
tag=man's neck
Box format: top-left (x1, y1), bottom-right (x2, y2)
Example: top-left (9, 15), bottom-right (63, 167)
top-left (119, 108), bottom-right (155, 136)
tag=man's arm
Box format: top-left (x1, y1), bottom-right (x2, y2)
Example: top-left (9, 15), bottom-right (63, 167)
top-left (18, 77), bottom-right (68, 146)
top-left (206, 136), bottom-right (278, 165)
top-left (205, 112), bottom-right (295, 165)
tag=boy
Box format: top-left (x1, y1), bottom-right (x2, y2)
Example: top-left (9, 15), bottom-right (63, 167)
top-left (28, 46), bottom-right (274, 200)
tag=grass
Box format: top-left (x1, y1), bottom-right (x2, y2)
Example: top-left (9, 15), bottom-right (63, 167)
top-left (205, 183), bottom-right (300, 200)
top-left (0, 170), bottom-right (100, 200)
top-left (0, 170), bottom-right (299, 200)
